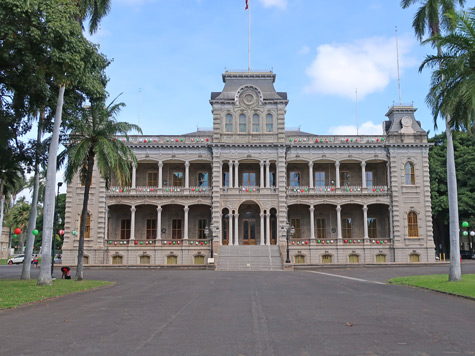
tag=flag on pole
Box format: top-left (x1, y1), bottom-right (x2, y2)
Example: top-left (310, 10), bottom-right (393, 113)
top-left (245, 0), bottom-right (249, 10)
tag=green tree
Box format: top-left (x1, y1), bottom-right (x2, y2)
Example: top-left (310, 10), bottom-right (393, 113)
top-left (5, 198), bottom-right (30, 252)
top-left (61, 99), bottom-right (141, 280)
top-left (401, 0), bottom-right (466, 281)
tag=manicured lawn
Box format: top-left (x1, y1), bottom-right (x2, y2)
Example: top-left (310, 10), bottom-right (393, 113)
top-left (0, 259), bottom-right (8, 265)
top-left (0, 279), bottom-right (113, 309)
top-left (389, 274), bottom-right (475, 298)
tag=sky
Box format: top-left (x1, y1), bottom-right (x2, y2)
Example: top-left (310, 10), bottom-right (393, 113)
top-left (84, 0), bottom-right (445, 137)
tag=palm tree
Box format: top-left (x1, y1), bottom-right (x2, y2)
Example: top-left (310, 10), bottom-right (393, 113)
top-left (61, 99), bottom-right (141, 280)
top-left (38, 0), bottom-right (112, 285)
top-left (421, 9), bottom-right (475, 129)
top-left (401, 0), bottom-right (465, 281)
top-left (6, 198), bottom-right (31, 252)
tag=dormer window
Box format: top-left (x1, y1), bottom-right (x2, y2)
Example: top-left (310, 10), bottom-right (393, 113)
top-left (239, 114), bottom-right (247, 132)
top-left (252, 114), bottom-right (259, 132)
top-left (266, 114), bottom-right (273, 132)
top-left (225, 114), bottom-right (233, 132)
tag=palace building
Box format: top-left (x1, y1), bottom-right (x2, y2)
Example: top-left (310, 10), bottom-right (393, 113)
top-left (62, 71), bottom-right (435, 268)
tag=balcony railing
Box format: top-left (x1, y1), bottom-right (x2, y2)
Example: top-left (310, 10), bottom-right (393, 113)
top-left (287, 186), bottom-right (389, 195)
top-left (289, 238), bottom-right (390, 245)
top-left (106, 239), bottom-right (212, 246)
top-left (107, 186), bottom-right (212, 196)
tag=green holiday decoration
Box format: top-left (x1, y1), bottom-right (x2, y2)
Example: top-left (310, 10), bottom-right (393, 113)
top-left (463, 231), bottom-right (468, 236)
top-left (462, 221), bottom-right (469, 227)
top-left (32, 229), bottom-right (39, 235)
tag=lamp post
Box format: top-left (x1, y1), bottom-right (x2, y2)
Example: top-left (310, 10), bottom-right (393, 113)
top-left (51, 182), bottom-right (63, 277)
top-left (204, 224), bottom-right (217, 259)
top-left (282, 221), bottom-right (295, 264)
top-left (470, 231), bottom-right (475, 256)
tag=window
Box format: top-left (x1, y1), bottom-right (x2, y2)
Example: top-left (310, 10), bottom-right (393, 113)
top-left (289, 172), bottom-right (300, 187)
top-left (112, 255), bottom-right (123, 264)
top-left (315, 172), bottom-right (325, 187)
top-left (83, 255), bottom-right (89, 264)
top-left (198, 219), bottom-right (207, 239)
top-left (146, 219), bottom-right (156, 239)
top-left (290, 218), bottom-right (301, 239)
top-left (270, 172), bottom-right (275, 187)
top-left (80, 213), bottom-right (91, 239)
top-left (252, 114), bottom-right (260, 132)
top-left (376, 254), bottom-right (386, 263)
top-left (294, 255), bottom-right (305, 264)
top-left (194, 255), bottom-right (205, 265)
top-left (120, 219), bottom-right (131, 240)
top-left (321, 254), bottom-right (333, 264)
top-left (340, 171), bottom-right (351, 186)
top-left (239, 114), bottom-right (246, 132)
top-left (242, 172), bottom-right (256, 186)
top-left (316, 218), bottom-right (326, 239)
top-left (172, 172), bottom-right (183, 186)
top-left (349, 254), bottom-right (360, 263)
top-left (140, 255), bottom-right (151, 265)
top-left (405, 162), bottom-right (415, 185)
top-left (368, 217), bottom-right (377, 239)
top-left (147, 172), bottom-right (158, 186)
top-left (409, 254), bottom-right (420, 263)
top-left (172, 219), bottom-right (182, 239)
top-left (198, 172), bottom-right (208, 187)
top-left (407, 212), bottom-right (419, 237)
top-left (342, 218), bottom-right (352, 239)
top-left (223, 172), bottom-right (230, 187)
top-left (167, 255), bottom-right (178, 265)
top-left (225, 114), bottom-right (233, 132)
top-left (266, 114), bottom-right (273, 132)
top-left (366, 171), bottom-right (373, 187)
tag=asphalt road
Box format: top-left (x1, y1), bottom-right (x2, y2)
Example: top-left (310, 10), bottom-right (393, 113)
top-left (0, 263), bottom-right (474, 356)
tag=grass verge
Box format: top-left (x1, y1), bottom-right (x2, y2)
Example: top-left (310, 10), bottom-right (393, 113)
top-left (0, 279), bottom-right (113, 309)
top-left (0, 259), bottom-right (8, 265)
top-left (389, 274), bottom-right (475, 299)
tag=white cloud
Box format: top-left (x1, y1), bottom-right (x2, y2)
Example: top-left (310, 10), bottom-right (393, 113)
top-left (328, 121), bottom-right (383, 135)
top-left (305, 36), bottom-right (416, 100)
top-left (259, 0), bottom-right (287, 9)
top-left (298, 46), bottom-right (310, 55)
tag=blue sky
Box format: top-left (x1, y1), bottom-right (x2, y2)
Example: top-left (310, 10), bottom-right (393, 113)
top-left (84, 0), bottom-right (446, 137)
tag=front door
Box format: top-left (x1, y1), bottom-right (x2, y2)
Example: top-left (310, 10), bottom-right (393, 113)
top-left (243, 219), bottom-right (256, 245)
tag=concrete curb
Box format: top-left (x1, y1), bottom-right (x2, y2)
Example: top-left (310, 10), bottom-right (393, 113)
top-left (387, 281), bottom-right (475, 301)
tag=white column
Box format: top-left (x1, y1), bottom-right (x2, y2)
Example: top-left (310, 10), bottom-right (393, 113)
top-left (132, 163), bottom-right (137, 189)
top-left (266, 213), bottom-right (271, 246)
top-left (229, 161), bottom-right (233, 188)
top-left (234, 213), bottom-right (239, 245)
top-left (260, 213), bottom-right (265, 245)
top-left (266, 161), bottom-right (271, 188)
top-left (156, 207), bottom-right (162, 239)
top-left (158, 162), bottom-right (163, 189)
top-left (229, 213), bottom-right (234, 246)
top-left (336, 205), bottom-right (342, 239)
top-left (185, 161), bottom-right (190, 189)
top-left (308, 162), bottom-right (314, 189)
top-left (335, 162), bottom-right (340, 189)
top-left (363, 205), bottom-right (368, 239)
top-left (130, 206), bottom-right (136, 240)
top-left (184, 206), bottom-right (189, 239)
top-left (309, 206), bottom-right (315, 239)
top-left (260, 161), bottom-right (265, 188)
top-left (234, 161), bottom-right (239, 188)
top-left (361, 162), bottom-right (366, 189)
top-left (219, 162), bottom-right (223, 188)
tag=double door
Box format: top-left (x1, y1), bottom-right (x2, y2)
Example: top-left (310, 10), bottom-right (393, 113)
top-left (242, 219), bottom-right (256, 245)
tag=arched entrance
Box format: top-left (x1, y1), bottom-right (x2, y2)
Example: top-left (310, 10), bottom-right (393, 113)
top-left (238, 201), bottom-right (261, 245)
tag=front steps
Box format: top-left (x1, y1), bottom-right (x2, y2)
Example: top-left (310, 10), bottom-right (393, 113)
top-left (217, 245), bottom-right (283, 271)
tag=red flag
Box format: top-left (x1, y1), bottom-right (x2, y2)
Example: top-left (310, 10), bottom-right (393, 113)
top-left (245, 0), bottom-right (248, 10)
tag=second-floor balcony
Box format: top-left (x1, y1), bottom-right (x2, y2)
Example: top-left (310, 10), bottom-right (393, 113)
top-left (287, 185), bottom-right (389, 195)
top-left (108, 186), bottom-right (213, 196)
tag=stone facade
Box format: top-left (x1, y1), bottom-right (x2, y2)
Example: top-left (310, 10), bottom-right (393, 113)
top-left (62, 71), bottom-right (435, 266)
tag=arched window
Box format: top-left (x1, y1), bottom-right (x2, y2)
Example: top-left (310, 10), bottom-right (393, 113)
top-left (225, 114), bottom-right (233, 132)
top-left (112, 255), bottom-right (123, 265)
top-left (79, 213), bottom-right (91, 239)
top-left (194, 255), bottom-right (205, 265)
top-left (239, 114), bottom-right (247, 132)
top-left (321, 254), bottom-right (332, 264)
top-left (407, 211), bottom-right (419, 238)
top-left (167, 255), bottom-right (178, 265)
top-left (252, 114), bottom-right (260, 132)
top-left (140, 255), bottom-right (151, 265)
top-left (405, 162), bottom-right (415, 185)
top-left (266, 114), bottom-right (273, 132)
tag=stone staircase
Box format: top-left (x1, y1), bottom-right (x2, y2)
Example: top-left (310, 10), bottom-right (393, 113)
top-left (217, 245), bottom-right (283, 271)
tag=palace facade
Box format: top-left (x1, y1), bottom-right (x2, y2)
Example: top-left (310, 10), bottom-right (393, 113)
top-left (62, 71), bottom-right (435, 267)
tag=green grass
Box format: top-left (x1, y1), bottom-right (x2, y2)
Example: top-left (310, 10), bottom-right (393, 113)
top-left (0, 279), bottom-right (113, 309)
top-left (0, 259), bottom-right (8, 265)
top-left (389, 274), bottom-right (475, 298)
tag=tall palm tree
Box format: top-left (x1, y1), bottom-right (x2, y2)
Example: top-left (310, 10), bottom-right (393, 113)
top-left (6, 198), bottom-right (31, 252)
top-left (401, 0), bottom-right (465, 281)
top-left (61, 99), bottom-right (141, 280)
top-left (421, 9), bottom-right (475, 129)
top-left (38, 0), bottom-right (112, 285)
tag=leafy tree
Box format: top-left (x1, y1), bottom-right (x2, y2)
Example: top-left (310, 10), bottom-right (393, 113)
top-left (401, 0), bottom-right (466, 281)
top-left (5, 198), bottom-right (30, 252)
top-left (61, 99), bottom-right (141, 280)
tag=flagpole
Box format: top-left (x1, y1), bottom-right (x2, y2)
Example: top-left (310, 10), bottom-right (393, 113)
top-left (248, 0), bottom-right (251, 72)
top-left (395, 26), bottom-right (402, 105)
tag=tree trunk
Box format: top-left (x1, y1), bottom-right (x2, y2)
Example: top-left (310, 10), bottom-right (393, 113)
top-left (446, 121), bottom-right (461, 281)
top-left (38, 85), bottom-right (65, 286)
top-left (21, 116), bottom-right (42, 279)
top-left (0, 179), bottom-right (4, 235)
top-left (76, 151), bottom-right (95, 281)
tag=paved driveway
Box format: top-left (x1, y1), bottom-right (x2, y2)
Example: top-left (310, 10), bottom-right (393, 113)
top-left (0, 263), bottom-right (474, 356)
